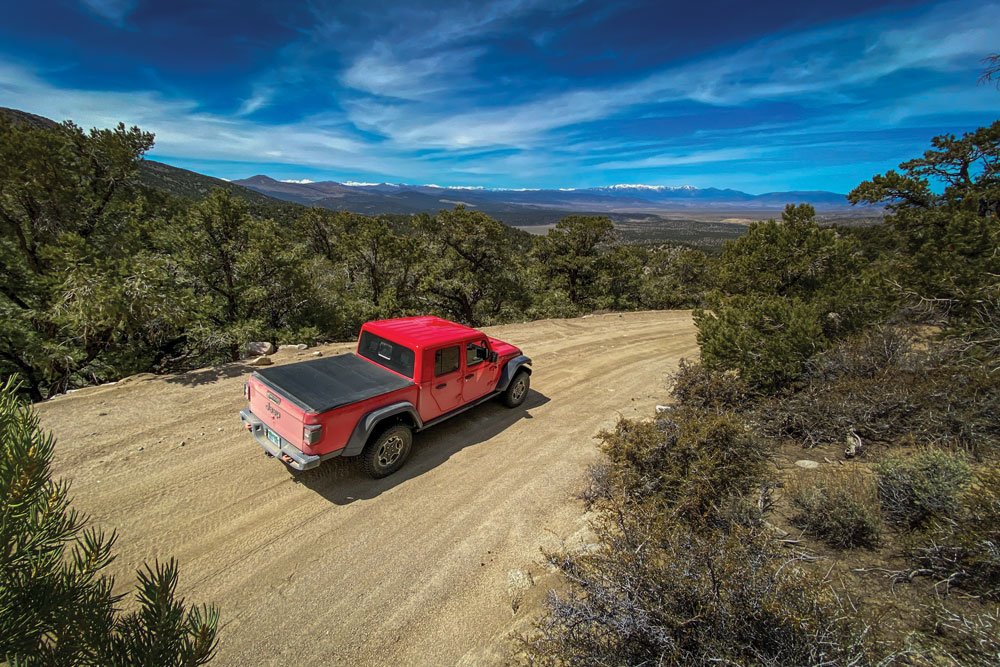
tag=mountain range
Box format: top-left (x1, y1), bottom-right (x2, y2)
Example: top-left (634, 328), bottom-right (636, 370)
top-left (232, 175), bottom-right (854, 217)
top-left (3, 106), bottom-right (861, 222)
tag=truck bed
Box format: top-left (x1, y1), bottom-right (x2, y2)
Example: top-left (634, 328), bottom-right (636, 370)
top-left (253, 354), bottom-right (413, 413)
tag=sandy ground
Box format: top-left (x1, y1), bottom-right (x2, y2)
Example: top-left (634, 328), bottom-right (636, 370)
top-left (37, 311), bottom-right (697, 666)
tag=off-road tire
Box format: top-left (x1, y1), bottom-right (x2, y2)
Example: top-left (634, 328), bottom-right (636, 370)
top-left (362, 423), bottom-right (413, 479)
top-left (501, 370), bottom-right (530, 408)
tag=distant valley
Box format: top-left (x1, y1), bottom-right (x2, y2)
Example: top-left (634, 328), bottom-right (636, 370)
top-left (1, 106), bottom-right (877, 233)
top-left (233, 174), bottom-right (862, 220)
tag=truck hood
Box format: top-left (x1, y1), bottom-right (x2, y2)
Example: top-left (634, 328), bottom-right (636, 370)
top-left (488, 337), bottom-right (521, 359)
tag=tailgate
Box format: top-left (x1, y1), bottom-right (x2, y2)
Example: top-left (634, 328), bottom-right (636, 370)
top-left (248, 375), bottom-right (310, 446)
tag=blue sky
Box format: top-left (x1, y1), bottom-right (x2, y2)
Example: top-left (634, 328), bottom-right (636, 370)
top-left (0, 0), bottom-right (997, 192)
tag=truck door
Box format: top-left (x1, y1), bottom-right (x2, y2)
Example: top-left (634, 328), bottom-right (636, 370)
top-left (429, 345), bottom-right (464, 415)
top-left (462, 338), bottom-right (499, 402)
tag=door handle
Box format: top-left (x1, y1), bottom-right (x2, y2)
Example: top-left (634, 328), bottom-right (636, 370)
top-left (464, 374), bottom-right (474, 380)
top-left (435, 383), bottom-right (447, 389)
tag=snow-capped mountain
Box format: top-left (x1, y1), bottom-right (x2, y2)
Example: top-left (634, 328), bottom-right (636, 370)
top-left (232, 175), bottom-right (854, 216)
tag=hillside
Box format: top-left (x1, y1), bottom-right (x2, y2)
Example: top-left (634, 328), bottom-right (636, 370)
top-left (1, 107), bottom-right (278, 207)
top-left (138, 159), bottom-right (279, 205)
top-left (36, 311), bottom-right (699, 666)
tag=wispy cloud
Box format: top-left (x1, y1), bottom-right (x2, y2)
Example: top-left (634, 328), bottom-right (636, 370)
top-left (339, 0), bottom-right (999, 151)
top-left (2, 0), bottom-right (997, 192)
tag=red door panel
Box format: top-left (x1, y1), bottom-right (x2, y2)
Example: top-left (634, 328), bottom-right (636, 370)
top-left (429, 345), bottom-right (464, 416)
top-left (463, 339), bottom-right (499, 401)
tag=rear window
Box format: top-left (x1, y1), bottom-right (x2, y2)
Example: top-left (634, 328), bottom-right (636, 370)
top-left (358, 331), bottom-right (415, 378)
top-left (434, 346), bottom-right (461, 376)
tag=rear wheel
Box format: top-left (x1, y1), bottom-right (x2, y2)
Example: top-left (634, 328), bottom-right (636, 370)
top-left (362, 423), bottom-right (413, 479)
top-left (501, 370), bottom-right (530, 408)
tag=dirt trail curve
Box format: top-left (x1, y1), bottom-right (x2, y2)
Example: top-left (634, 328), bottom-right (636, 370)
top-left (38, 311), bottom-right (697, 666)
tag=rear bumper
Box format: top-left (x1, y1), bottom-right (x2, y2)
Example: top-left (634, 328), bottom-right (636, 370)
top-left (240, 408), bottom-right (322, 471)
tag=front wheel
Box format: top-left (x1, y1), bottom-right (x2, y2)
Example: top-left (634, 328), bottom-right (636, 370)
top-left (362, 424), bottom-right (413, 479)
top-left (501, 371), bottom-right (530, 408)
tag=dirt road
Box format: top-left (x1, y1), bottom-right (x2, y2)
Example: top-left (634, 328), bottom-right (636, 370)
top-left (38, 311), bottom-right (697, 665)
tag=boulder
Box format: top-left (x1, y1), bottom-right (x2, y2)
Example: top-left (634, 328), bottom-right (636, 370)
top-left (246, 341), bottom-right (275, 356)
top-left (794, 459), bottom-right (820, 470)
top-left (249, 355), bottom-right (273, 367)
top-left (279, 343), bottom-right (309, 351)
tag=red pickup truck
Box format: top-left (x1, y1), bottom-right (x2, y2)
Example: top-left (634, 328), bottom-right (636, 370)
top-left (240, 316), bottom-right (532, 478)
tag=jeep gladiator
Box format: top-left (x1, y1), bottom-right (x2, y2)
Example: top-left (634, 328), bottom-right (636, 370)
top-left (239, 316), bottom-right (532, 478)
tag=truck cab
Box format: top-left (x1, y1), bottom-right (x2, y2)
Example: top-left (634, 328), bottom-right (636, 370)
top-left (240, 316), bottom-right (531, 478)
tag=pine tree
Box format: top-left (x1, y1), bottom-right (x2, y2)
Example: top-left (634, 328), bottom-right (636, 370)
top-left (0, 378), bottom-right (218, 665)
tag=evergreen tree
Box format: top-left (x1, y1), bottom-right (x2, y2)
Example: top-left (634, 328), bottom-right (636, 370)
top-left (414, 207), bottom-right (526, 326)
top-left (162, 189), bottom-right (319, 362)
top-left (0, 378), bottom-right (218, 664)
top-left (0, 117), bottom-right (186, 400)
top-left (533, 215), bottom-right (616, 309)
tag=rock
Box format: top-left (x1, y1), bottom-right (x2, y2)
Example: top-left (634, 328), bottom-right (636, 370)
top-left (279, 343), bottom-right (309, 351)
top-left (845, 431), bottom-right (863, 458)
top-left (655, 405), bottom-right (672, 414)
top-left (246, 341), bottom-right (275, 356)
top-left (311, 351), bottom-right (323, 357)
top-left (249, 355), bottom-right (273, 366)
top-left (179, 440), bottom-right (186, 447)
top-left (795, 460), bottom-right (820, 469)
top-left (137, 446), bottom-right (144, 452)
top-left (217, 427), bottom-right (224, 432)
top-left (98, 411), bottom-right (108, 416)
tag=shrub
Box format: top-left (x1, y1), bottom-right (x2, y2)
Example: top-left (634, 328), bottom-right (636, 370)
top-left (596, 411), bottom-right (769, 527)
top-left (874, 449), bottom-right (971, 529)
top-left (761, 329), bottom-right (1000, 453)
top-left (520, 524), bottom-right (882, 666)
top-left (909, 462), bottom-right (1000, 600)
top-left (788, 468), bottom-right (882, 549)
top-left (0, 378), bottom-right (219, 664)
top-left (695, 295), bottom-right (825, 391)
top-left (669, 358), bottom-right (751, 413)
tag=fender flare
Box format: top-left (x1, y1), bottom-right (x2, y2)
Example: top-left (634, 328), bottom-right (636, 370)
top-left (496, 355), bottom-right (532, 392)
top-left (342, 402), bottom-right (422, 457)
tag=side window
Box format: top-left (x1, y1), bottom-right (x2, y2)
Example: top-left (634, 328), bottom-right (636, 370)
top-left (434, 346), bottom-right (461, 376)
top-left (466, 340), bottom-right (488, 366)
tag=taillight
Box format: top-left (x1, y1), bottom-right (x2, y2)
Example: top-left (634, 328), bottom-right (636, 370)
top-left (244, 381), bottom-right (250, 401)
top-left (303, 424), bottom-right (322, 445)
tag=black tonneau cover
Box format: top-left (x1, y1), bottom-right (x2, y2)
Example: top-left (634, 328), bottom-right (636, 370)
top-left (253, 353), bottom-right (413, 413)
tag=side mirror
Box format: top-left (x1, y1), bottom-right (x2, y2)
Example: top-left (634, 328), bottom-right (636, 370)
top-left (487, 351), bottom-right (499, 363)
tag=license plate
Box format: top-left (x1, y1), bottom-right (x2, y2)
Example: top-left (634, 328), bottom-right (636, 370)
top-left (266, 429), bottom-right (281, 446)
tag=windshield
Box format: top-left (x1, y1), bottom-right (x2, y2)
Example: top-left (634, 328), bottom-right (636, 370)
top-left (357, 331), bottom-right (415, 378)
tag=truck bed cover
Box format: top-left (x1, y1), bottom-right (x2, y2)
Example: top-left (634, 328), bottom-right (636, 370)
top-left (253, 354), bottom-right (413, 413)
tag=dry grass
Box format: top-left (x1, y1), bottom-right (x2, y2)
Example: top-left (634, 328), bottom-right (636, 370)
top-left (787, 467), bottom-right (883, 550)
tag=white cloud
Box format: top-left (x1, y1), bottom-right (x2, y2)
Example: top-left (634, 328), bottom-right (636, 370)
top-left (237, 87), bottom-right (274, 116)
top-left (593, 148), bottom-right (767, 171)
top-left (343, 0), bottom-right (1000, 150)
top-left (0, 61), bottom-right (422, 178)
top-left (280, 179), bottom-right (315, 184)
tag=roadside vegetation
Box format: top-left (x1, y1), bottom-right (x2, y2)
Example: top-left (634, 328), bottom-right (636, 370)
top-left (0, 378), bottom-right (218, 664)
top-left (521, 113), bottom-right (1000, 665)
top-left (0, 113), bottom-right (711, 401)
